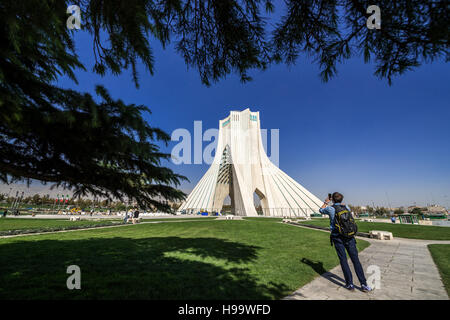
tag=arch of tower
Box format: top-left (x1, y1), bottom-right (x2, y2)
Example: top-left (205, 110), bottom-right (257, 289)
top-left (178, 108), bottom-right (322, 217)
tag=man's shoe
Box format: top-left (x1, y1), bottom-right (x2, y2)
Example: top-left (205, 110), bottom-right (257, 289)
top-left (361, 284), bottom-right (373, 292)
top-left (344, 284), bottom-right (355, 291)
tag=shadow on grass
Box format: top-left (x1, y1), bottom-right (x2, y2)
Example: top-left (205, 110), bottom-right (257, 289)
top-left (300, 258), bottom-right (345, 288)
top-left (0, 236), bottom-right (289, 300)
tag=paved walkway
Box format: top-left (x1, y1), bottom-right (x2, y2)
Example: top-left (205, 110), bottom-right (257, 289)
top-left (285, 234), bottom-right (450, 300)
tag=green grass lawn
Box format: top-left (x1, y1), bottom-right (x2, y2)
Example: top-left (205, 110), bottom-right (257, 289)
top-left (139, 217), bottom-right (217, 222)
top-left (428, 244), bottom-right (450, 297)
top-left (0, 219), bottom-right (369, 299)
top-left (0, 218), bottom-right (121, 232)
top-left (243, 217), bottom-right (283, 222)
top-left (299, 218), bottom-right (450, 240)
top-left (0, 217), bottom-right (217, 233)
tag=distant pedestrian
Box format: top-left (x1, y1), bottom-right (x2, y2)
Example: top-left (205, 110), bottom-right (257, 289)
top-left (132, 209), bottom-right (140, 224)
top-left (125, 209), bottom-right (133, 223)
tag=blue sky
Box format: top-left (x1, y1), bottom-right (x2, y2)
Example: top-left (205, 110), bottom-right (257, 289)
top-left (13, 13), bottom-right (447, 208)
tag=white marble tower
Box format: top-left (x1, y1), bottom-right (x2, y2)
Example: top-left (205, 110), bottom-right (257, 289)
top-left (178, 108), bottom-right (322, 217)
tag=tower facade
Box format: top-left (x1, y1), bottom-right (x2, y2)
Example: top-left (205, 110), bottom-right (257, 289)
top-left (178, 108), bottom-right (322, 217)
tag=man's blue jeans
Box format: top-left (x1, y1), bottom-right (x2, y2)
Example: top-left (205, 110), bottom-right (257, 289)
top-left (331, 234), bottom-right (367, 286)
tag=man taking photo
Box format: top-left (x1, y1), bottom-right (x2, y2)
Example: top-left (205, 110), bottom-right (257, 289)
top-left (320, 192), bottom-right (373, 292)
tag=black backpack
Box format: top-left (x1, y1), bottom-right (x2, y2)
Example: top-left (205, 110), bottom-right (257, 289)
top-left (333, 204), bottom-right (357, 238)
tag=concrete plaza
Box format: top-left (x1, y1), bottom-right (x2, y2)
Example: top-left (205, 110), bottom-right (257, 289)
top-left (285, 233), bottom-right (449, 300)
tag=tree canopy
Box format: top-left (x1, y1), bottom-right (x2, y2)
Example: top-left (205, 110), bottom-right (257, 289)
top-left (0, 1), bottom-right (448, 210)
top-left (4, 0), bottom-right (442, 86)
